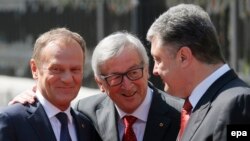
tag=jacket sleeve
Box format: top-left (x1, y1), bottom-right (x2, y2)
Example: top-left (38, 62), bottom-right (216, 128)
top-left (0, 112), bottom-right (17, 141)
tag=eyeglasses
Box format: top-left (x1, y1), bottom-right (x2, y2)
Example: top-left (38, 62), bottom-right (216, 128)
top-left (100, 67), bottom-right (144, 87)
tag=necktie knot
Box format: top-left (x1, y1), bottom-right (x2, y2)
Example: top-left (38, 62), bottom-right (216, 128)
top-left (123, 115), bottom-right (137, 127)
top-left (178, 99), bottom-right (193, 140)
top-left (122, 115), bottom-right (137, 141)
top-left (183, 99), bottom-right (192, 113)
top-left (56, 112), bottom-right (68, 125)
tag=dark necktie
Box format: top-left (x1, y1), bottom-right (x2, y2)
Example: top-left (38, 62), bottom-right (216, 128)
top-left (56, 112), bottom-right (72, 141)
top-left (178, 99), bottom-right (192, 140)
top-left (122, 115), bottom-right (137, 141)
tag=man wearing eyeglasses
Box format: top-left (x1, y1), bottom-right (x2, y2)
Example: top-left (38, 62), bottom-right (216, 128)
top-left (75, 32), bottom-right (183, 141)
top-left (8, 32), bottom-right (182, 141)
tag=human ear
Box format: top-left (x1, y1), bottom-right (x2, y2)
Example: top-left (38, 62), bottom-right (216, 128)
top-left (30, 59), bottom-right (38, 79)
top-left (177, 47), bottom-right (192, 66)
top-left (94, 76), bottom-right (105, 92)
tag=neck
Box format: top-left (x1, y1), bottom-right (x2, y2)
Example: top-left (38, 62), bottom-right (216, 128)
top-left (184, 62), bottom-right (224, 98)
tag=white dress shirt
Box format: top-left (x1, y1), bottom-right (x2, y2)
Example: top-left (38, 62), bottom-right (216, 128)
top-left (36, 90), bottom-right (77, 141)
top-left (116, 87), bottom-right (153, 141)
top-left (189, 64), bottom-right (230, 110)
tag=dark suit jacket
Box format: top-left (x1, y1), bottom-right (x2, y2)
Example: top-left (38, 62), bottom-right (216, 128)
top-left (181, 70), bottom-right (250, 141)
top-left (75, 82), bottom-right (183, 141)
top-left (0, 100), bottom-right (101, 141)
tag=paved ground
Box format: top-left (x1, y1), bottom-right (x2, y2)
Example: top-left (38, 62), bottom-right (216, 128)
top-left (0, 75), bottom-right (100, 107)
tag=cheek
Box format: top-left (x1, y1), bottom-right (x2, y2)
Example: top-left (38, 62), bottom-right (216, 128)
top-left (73, 75), bottom-right (83, 85)
top-left (37, 75), bottom-right (55, 95)
top-left (105, 88), bottom-right (122, 104)
top-left (38, 72), bottom-right (50, 85)
top-left (107, 87), bottom-right (119, 96)
top-left (133, 77), bottom-right (148, 94)
top-left (141, 75), bottom-right (149, 86)
top-left (42, 74), bottom-right (61, 87)
top-left (45, 77), bottom-right (57, 89)
top-left (158, 63), bottom-right (167, 73)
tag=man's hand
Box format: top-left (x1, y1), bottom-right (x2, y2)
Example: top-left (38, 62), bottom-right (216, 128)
top-left (8, 86), bottom-right (36, 105)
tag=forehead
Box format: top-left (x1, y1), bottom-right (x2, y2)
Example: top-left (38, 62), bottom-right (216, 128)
top-left (150, 37), bottom-right (174, 58)
top-left (150, 37), bottom-right (164, 54)
top-left (40, 39), bottom-right (84, 65)
top-left (100, 47), bottom-right (142, 74)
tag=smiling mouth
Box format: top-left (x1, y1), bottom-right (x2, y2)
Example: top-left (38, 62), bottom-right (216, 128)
top-left (122, 91), bottom-right (136, 97)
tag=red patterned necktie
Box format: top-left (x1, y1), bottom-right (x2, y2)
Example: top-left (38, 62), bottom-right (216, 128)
top-left (178, 99), bottom-right (192, 140)
top-left (122, 115), bottom-right (137, 141)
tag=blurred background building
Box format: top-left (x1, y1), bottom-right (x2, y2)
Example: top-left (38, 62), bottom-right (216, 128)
top-left (0, 0), bottom-right (249, 97)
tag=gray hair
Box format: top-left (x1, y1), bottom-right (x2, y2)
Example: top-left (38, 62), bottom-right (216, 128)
top-left (92, 32), bottom-right (149, 76)
top-left (147, 4), bottom-right (225, 64)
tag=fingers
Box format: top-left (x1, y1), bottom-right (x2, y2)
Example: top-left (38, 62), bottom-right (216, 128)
top-left (8, 89), bottom-right (36, 105)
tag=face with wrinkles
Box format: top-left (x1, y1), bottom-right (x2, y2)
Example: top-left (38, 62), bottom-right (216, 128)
top-left (150, 36), bottom-right (187, 98)
top-left (30, 38), bottom-right (84, 110)
top-left (95, 46), bottom-right (149, 113)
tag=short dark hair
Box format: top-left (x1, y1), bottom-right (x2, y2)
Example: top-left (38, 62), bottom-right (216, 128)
top-left (147, 4), bottom-right (225, 64)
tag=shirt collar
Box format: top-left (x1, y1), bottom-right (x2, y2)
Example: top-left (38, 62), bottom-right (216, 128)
top-left (189, 64), bottom-right (230, 109)
top-left (116, 86), bottom-right (153, 122)
top-left (36, 89), bottom-right (73, 123)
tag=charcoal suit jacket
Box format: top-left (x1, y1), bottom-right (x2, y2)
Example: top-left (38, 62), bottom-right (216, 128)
top-left (75, 82), bottom-right (183, 141)
top-left (181, 70), bottom-right (250, 141)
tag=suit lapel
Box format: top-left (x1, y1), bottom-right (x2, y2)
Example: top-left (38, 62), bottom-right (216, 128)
top-left (71, 109), bottom-right (86, 141)
top-left (182, 70), bottom-right (237, 141)
top-left (181, 101), bottom-right (210, 141)
top-left (96, 97), bottom-right (119, 141)
top-left (26, 101), bottom-right (57, 141)
top-left (143, 85), bottom-right (172, 141)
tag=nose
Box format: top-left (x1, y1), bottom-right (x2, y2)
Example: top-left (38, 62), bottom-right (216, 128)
top-left (121, 75), bottom-right (133, 90)
top-left (153, 64), bottom-right (159, 76)
top-left (61, 71), bottom-right (74, 84)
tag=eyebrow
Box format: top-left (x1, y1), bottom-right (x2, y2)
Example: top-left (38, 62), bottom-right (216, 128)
top-left (101, 62), bottom-right (143, 75)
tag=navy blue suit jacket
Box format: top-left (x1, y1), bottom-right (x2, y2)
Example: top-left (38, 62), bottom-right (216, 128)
top-left (0, 100), bottom-right (101, 141)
